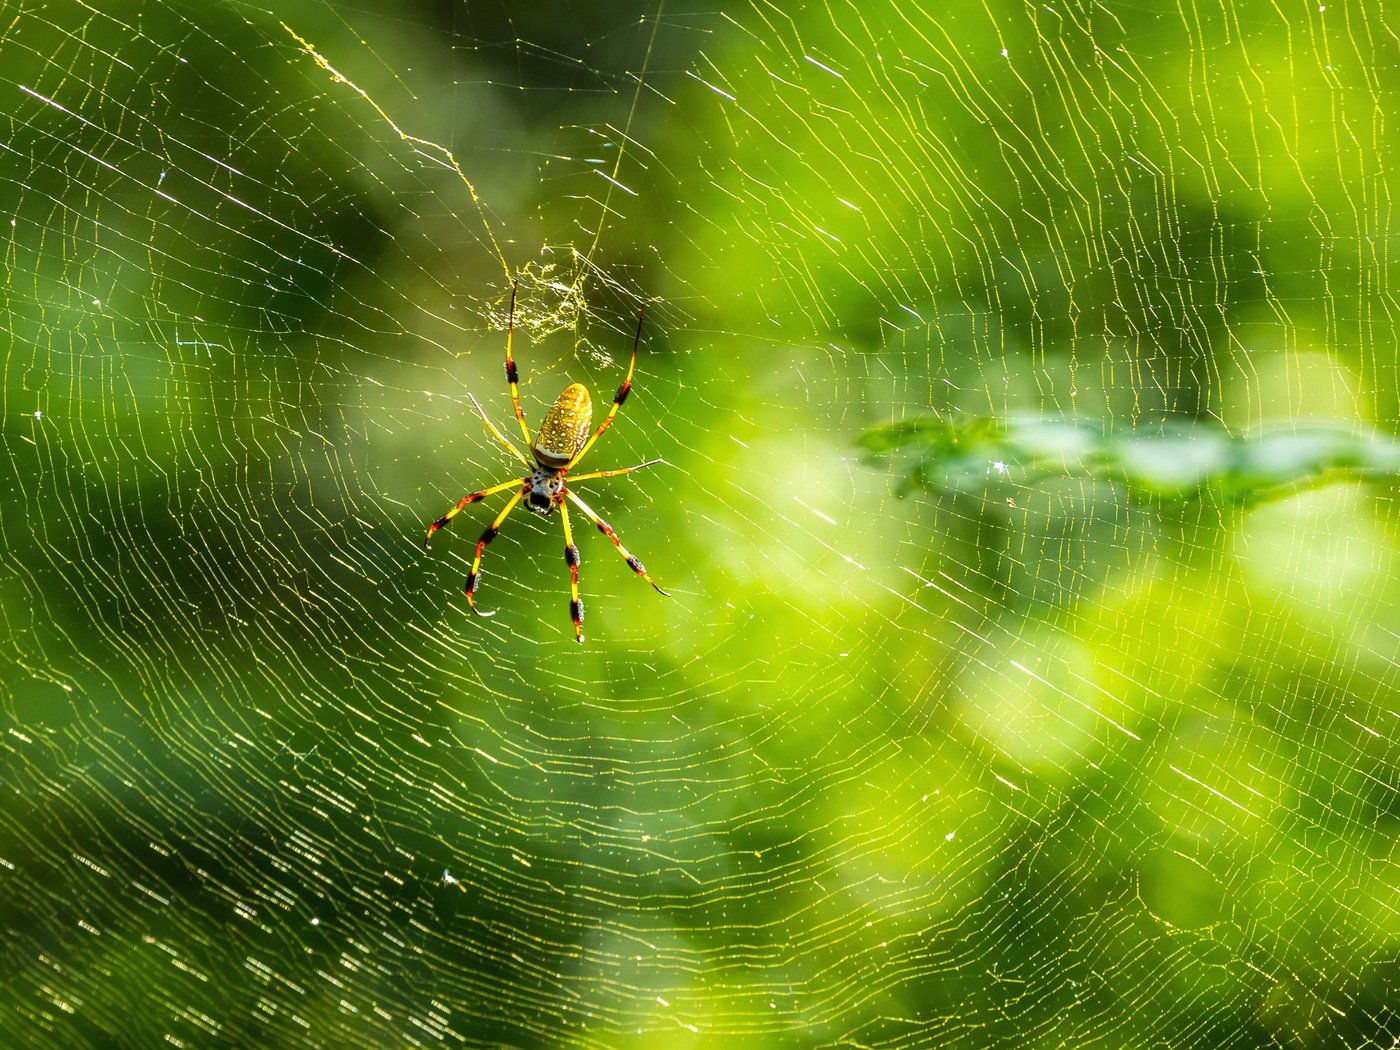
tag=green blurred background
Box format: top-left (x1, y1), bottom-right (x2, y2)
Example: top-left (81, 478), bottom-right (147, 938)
top-left (1, 0), bottom-right (1395, 1046)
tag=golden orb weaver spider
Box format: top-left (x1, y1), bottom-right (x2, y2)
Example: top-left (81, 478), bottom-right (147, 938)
top-left (424, 282), bottom-right (669, 642)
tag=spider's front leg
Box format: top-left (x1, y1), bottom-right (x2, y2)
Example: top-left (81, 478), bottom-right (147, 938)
top-left (564, 305), bottom-right (643, 472)
top-left (503, 280), bottom-right (532, 448)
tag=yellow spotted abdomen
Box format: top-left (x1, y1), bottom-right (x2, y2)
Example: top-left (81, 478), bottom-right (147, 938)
top-left (533, 383), bottom-right (593, 469)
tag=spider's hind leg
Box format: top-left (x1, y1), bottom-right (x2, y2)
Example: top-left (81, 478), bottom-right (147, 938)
top-left (464, 486), bottom-right (528, 616)
top-left (565, 458), bottom-right (664, 483)
top-left (425, 477), bottom-right (527, 547)
top-left (565, 491), bottom-right (668, 596)
top-left (558, 497), bottom-right (585, 642)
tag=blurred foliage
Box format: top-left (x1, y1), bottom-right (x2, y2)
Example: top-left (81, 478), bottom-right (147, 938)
top-left (860, 414), bottom-right (1400, 506)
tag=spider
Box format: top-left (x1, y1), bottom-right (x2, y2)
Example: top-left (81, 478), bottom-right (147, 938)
top-left (424, 282), bottom-right (669, 642)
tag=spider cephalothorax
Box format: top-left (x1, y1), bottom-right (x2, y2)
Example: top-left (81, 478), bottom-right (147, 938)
top-left (526, 468), bottom-right (566, 515)
top-left (423, 281), bottom-right (669, 642)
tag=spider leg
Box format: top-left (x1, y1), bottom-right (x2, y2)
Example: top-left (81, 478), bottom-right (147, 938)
top-left (566, 458), bottom-right (664, 484)
top-left (558, 497), bottom-right (585, 643)
top-left (468, 392), bottom-right (532, 470)
top-left (565, 491), bottom-right (669, 596)
top-left (464, 486), bottom-right (528, 616)
top-left (565, 304), bottom-right (643, 471)
top-left (424, 477), bottom-right (527, 547)
top-left (503, 280), bottom-right (533, 448)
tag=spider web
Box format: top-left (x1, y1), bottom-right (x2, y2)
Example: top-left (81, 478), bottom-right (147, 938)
top-left (2, 0), bottom-right (1397, 1046)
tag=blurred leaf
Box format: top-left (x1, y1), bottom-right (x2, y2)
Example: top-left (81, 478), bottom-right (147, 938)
top-left (861, 414), bottom-right (1400, 507)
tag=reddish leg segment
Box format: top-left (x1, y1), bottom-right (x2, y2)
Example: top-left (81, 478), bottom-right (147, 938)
top-left (558, 497), bottom-right (585, 643)
top-left (464, 487), bottom-right (528, 616)
top-left (425, 477), bottom-right (527, 547)
top-left (565, 491), bottom-right (668, 596)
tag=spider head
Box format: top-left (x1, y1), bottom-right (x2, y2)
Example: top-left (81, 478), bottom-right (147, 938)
top-left (527, 469), bottom-right (563, 516)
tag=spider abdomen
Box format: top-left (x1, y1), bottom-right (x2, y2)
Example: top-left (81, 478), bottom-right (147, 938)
top-left (533, 383), bottom-right (593, 469)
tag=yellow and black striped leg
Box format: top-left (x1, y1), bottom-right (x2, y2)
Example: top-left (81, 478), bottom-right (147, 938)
top-left (503, 280), bottom-right (532, 448)
top-left (425, 477), bottom-right (526, 547)
top-left (565, 491), bottom-right (669, 596)
top-left (558, 497), bottom-right (585, 643)
top-left (566, 458), bottom-right (664, 483)
top-left (564, 305), bottom-right (643, 471)
top-left (465, 487), bottom-right (527, 616)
